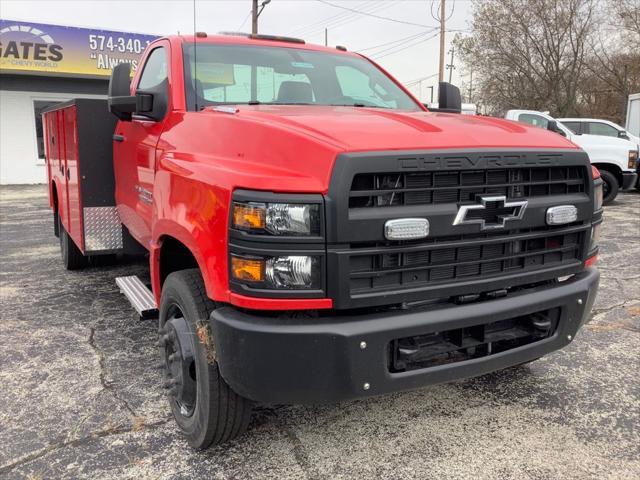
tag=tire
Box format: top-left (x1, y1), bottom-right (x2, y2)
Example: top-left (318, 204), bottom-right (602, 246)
top-left (159, 269), bottom-right (252, 449)
top-left (58, 214), bottom-right (87, 270)
top-left (53, 209), bottom-right (60, 238)
top-left (600, 169), bottom-right (619, 205)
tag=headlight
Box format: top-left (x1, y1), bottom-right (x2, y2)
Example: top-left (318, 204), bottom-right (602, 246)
top-left (594, 182), bottom-right (603, 210)
top-left (232, 202), bottom-right (320, 236)
top-left (231, 254), bottom-right (320, 289)
top-left (589, 223), bottom-right (601, 250)
top-left (628, 150), bottom-right (638, 169)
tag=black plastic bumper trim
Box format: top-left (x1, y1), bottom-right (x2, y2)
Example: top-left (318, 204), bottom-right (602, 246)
top-left (621, 172), bottom-right (638, 190)
top-left (210, 268), bottom-right (599, 404)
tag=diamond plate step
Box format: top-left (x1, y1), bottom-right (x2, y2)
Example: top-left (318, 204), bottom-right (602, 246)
top-left (116, 275), bottom-right (158, 319)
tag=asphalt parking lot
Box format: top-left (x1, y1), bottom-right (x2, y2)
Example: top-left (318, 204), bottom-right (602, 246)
top-left (0, 185), bottom-right (638, 479)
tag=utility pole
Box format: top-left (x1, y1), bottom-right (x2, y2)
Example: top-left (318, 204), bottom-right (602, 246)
top-left (446, 47), bottom-right (455, 83)
top-left (251, 0), bottom-right (270, 35)
top-left (250, 0), bottom-right (270, 100)
top-left (438, 0), bottom-right (446, 83)
top-left (251, 0), bottom-right (258, 34)
top-left (468, 71), bottom-right (473, 103)
top-left (325, 28), bottom-right (328, 46)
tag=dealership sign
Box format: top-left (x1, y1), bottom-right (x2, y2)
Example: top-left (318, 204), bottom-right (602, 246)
top-left (0, 19), bottom-right (158, 78)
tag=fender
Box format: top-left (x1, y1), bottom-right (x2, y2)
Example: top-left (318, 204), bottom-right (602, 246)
top-left (151, 166), bottom-right (232, 305)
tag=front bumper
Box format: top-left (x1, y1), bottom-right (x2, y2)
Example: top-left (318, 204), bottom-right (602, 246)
top-left (211, 268), bottom-right (599, 404)
top-left (621, 171), bottom-right (638, 190)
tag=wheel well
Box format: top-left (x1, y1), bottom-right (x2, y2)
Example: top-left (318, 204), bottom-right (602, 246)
top-left (592, 163), bottom-right (622, 185)
top-left (159, 236), bottom-right (200, 287)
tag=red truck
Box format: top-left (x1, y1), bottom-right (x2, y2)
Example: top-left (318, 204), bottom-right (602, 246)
top-left (43, 33), bottom-right (601, 449)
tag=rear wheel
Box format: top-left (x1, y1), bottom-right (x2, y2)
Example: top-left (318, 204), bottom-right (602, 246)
top-left (159, 269), bottom-right (253, 449)
top-left (600, 169), bottom-right (619, 205)
top-left (58, 213), bottom-right (87, 270)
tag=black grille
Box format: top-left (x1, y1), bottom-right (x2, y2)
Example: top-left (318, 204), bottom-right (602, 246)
top-left (390, 307), bottom-right (560, 372)
top-left (349, 167), bottom-right (586, 208)
top-left (349, 229), bottom-right (583, 294)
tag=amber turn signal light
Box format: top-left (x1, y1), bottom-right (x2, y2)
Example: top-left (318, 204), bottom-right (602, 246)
top-left (231, 256), bottom-right (264, 282)
top-left (232, 203), bottom-right (266, 230)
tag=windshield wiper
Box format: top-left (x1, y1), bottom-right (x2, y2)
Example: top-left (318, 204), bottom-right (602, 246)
top-left (330, 103), bottom-right (391, 109)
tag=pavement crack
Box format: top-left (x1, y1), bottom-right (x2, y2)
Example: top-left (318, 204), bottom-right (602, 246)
top-left (0, 419), bottom-right (171, 475)
top-left (280, 423), bottom-right (322, 480)
top-left (88, 325), bottom-right (137, 418)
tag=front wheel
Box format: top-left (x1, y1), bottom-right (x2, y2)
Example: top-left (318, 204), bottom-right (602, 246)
top-left (159, 269), bottom-right (253, 449)
top-left (600, 169), bottom-right (619, 205)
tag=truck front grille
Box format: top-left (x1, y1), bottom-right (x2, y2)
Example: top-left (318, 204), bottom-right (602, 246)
top-left (349, 229), bottom-right (584, 295)
top-left (349, 167), bottom-right (585, 208)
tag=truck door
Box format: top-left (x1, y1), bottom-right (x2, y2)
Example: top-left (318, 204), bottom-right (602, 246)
top-left (113, 44), bottom-right (170, 248)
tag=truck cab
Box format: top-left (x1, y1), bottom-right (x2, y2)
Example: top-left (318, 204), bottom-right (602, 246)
top-left (505, 109), bottom-right (638, 204)
top-left (45, 33), bottom-right (601, 449)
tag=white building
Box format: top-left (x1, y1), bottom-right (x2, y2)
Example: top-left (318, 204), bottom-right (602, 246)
top-left (0, 19), bottom-right (156, 184)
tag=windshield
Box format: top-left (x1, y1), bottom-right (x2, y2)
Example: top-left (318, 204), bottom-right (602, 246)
top-left (183, 43), bottom-right (420, 111)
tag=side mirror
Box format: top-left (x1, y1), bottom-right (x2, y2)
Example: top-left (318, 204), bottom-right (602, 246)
top-left (108, 63), bottom-right (168, 122)
top-left (108, 63), bottom-right (136, 121)
top-left (618, 130), bottom-right (630, 140)
top-left (135, 78), bottom-right (168, 122)
top-left (547, 120), bottom-right (566, 137)
top-left (437, 82), bottom-right (462, 113)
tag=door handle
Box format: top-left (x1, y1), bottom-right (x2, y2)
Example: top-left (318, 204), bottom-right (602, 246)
top-left (113, 134), bottom-right (125, 142)
top-left (66, 167), bottom-right (71, 180)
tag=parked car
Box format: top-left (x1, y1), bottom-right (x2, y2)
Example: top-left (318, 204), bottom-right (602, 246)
top-left (558, 118), bottom-right (640, 148)
top-left (505, 110), bottom-right (638, 204)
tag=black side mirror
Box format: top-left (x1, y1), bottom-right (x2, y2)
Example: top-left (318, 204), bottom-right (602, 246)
top-left (136, 78), bottom-right (168, 122)
top-left (437, 82), bottom-right (462, 113)
top-left (618, 130), bottom-right (630, 140)
top-left (108, 63), bottom-right (136, 121)
top-left (547, 120), bottom-right (566, 137)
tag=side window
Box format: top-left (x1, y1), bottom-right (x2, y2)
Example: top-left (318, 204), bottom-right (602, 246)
top-left (518, 113), bottom-right (549, 129)
top-left (562, 122), bottom-right (581, 134)
top-left (586, 122), bottom-right (618, 137)
top-left (137, 47), bottom-right (168, 90)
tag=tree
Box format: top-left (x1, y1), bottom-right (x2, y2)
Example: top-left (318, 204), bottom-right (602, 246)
top-left (455, 0), bottom-right (597, 116)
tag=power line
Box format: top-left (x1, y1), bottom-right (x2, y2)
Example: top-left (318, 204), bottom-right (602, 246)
top-left (371, 31), bottom-right (440, 60)
top-left (316, 0), bottom-right (434, 28)
top-left (290, 0), bottom-right (384, 35)
top-left (296, 1), bottom-right (395, 38)
top-left (356, 30), bottom-right (431, 52)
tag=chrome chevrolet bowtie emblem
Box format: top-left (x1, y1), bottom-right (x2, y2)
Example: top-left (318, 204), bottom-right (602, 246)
top-left (453, 195), bottom-right (527, 230)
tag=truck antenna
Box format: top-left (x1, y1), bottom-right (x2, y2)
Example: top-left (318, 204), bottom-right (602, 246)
top-left (193, 0), bottom-right (198, 111)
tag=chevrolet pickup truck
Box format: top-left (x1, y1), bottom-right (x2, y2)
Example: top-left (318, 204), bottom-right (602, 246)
top-left (43, 33), bottom-right (601, 449)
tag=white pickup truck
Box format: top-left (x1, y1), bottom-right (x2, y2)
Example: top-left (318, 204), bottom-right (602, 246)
top-left (505, 110), bottom-right (638, 204)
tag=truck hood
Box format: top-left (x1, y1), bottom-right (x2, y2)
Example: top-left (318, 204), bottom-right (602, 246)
top-left (232, 105), bottom-right (579, 151)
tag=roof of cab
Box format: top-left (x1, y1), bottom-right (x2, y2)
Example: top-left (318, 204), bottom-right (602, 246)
top-left (170, 33), bottom-right (357, 56)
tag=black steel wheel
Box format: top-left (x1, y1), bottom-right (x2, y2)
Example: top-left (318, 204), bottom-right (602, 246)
top-left (599, 169), bottom-right (618, 205)
top-left (159, 269), bottom-right (253, 449)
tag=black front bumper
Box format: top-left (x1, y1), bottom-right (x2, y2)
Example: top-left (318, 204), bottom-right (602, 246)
top-left (621, 171), bottom-right (638, 190)
top-left (211, 268), bottom-right (599, 404)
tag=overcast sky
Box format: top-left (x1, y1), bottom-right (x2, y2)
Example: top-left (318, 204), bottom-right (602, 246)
top-left (1, 0), bottom-right (473, 101)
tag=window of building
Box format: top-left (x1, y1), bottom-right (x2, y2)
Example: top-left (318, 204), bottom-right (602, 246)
top-left (33, 100), bottom-right (62, 160)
